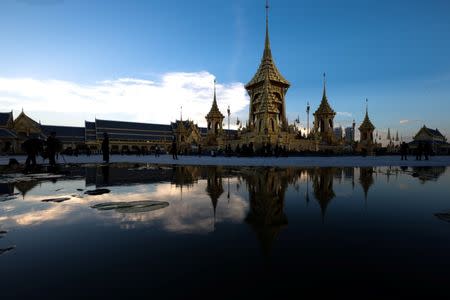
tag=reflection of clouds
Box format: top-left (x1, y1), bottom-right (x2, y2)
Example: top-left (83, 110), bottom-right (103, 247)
top-left (97, 179), bottom-right (248, 234)
top-left (0, 202), bottom-right (83, 227)
top-left (0, 178), bottom-right (248, 234)
top-left (14, 205), bottom-right (74, 226)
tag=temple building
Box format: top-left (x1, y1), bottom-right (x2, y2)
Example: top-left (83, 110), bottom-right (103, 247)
top-left (204, 80), bottom-right (225, 147)
top-left (0, 110), bottom-right (208, 155)
top-left (0, 2), bottom-right (391, 155)
top-left (244, 3), bottom-right (290, 143)
top-left (228, 2), bottom-right (315, 152)
top-left (313, 75), bottom-right (336, 145)
top-left (410, 125), bottom-right (450, 154)
top-left (356, 102), bottom-right (377, 155)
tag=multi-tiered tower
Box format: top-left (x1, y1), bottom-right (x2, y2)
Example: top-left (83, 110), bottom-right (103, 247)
top-left (313, 74), bottom-right (336, 144)
top-left (244, 1), bottom-right (290, 148)
top-left (358, 100), bottom-right (376, 155)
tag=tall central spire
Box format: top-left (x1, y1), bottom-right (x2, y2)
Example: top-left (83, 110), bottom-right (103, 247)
top-left (322, 72), bottom-right (327, 100)
top-left (265, 0), bottom-right (270, 53)
top-left (315, 72), bottom-right (335, 115)
top-left (245, 0), bottom-right (289, 88)
top-left (213, 79), bottom-right (217, 105)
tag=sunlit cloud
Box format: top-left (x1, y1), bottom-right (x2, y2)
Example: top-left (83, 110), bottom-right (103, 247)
top-left (400, 119), bottom-right (422, 125)
top-left (337, 111), bottom-right (352, 117)
top-left (0, 71), bottom-right (249, 128)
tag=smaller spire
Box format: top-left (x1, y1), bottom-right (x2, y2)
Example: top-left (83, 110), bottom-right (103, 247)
top-left (213, 79), bottom-right (217, 103)
top-left (359, 98), bottom-right (375, 131)
top-left (206, 79), bottom-right (225, 120)
top-left (322, 73), bottom-right (327, 100)
top-left (265, 0), bottom-right (270, 51)
top-left (180, 105), bottom-right (183, 121)
top-left (365, 98), bottom-right (369, 117)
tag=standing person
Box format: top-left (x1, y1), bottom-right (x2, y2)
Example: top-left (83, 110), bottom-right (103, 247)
top-left (424, 142), bottom-right (432, 160)
top-left (171, 139), bottom-right (178, 160)
top-left (416, 142), bottom-right (423, 161)
top-left (102, 132), bottom-right (110, 163)
top-left (155, 144), bottom-right (160, 157)
top-left (22, 137), bottom-right (43, 171)
top-left (46, 131), bottom-right (61, 167)
top-left (400, 141), bottom-right (409, 161)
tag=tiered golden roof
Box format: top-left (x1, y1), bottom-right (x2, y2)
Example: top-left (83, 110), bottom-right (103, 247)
top-left (359, 107), bottom-right (375, 131)
top-left (245, 5), bottom-right (290, 89)
top-left (315, 81), bottom-right (335, 115)
top-left (206, 81), bottom-right (225, 120)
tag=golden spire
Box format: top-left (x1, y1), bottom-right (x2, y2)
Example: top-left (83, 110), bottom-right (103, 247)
top-left (213, 79), bottom-right (217, 106)
top-left (315, 73), bottom-right (335, 115)
top-left (264, 0), bottom-right (270, 57)
top-left (245, 0), bottom-right (289, 88)
top-left (322, 72), bottom-right (327, 100)
top-left (359, 98), bottom-right (375, 131)
top-left (365, 97), bottom-right (369, 118)
top-left (206, 79), bottom-right (225, 119)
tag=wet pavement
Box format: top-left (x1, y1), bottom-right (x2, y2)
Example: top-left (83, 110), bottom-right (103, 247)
top-left (1, 164), bottom-right (450, 298)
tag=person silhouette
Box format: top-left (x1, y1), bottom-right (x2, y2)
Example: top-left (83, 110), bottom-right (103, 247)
top-left (102, 132), bottom-right (110, 163)
top-left (424, 142), bottom-right (432, 160)
top-left (416, 142), bottom-right (423, 161)
top-left (46, 131), bottom-right (61, 167)
top-left (155, 144), bottom-right (160, 157)
top-left (22, 137), bottom-right (43, 171)
top-left (400, 141), bottom-right (409, 161)
top-left (171, 138), bottom-right (178, 160)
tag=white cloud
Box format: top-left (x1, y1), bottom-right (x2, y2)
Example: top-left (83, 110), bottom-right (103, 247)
top-left (336, 111), bottom-right (352, 117)
top-left (399, 119), bottom-right (424, 125)
top-left (0, 71), bottom-right (249, 128)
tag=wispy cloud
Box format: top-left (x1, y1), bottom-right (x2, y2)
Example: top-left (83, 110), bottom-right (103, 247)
top-left (399, 119), bottom-right (422, 125)
top-left (0, 71), bottom-right (249, 128)
top-left (337, 111), bottom-right (352, 117)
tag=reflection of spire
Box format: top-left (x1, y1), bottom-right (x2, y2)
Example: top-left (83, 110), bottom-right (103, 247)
top-left (305, 170), bottom-right (310, 204)
top-left (359, 167), bottom-right (374, 206)
top-left (311, 168), bottom-right (336, 223)
top-left (243, 168), bottom-right (289, 257)
top-left (206, 167), bottom-right (224, 232)
top-left (15, 180), bottom-right (39, 199)
top-left (227, 176), bottom-right (230, 203)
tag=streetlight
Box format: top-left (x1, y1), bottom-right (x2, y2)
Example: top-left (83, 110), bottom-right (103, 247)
top-left (227, 105), bottom-right (230, 146)
top-left (306, 101), bottom-right (310, 138)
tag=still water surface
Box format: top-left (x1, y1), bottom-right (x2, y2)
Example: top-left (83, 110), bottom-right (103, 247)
top-left (1, 165), bottom-right (450, 297)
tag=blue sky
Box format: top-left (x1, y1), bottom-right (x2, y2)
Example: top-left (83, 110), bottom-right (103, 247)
top-left (1, 0), bottom-right (450, 141)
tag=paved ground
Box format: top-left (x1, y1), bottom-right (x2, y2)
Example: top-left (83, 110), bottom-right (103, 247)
top-left (1, 154), bottom-right (450, 167)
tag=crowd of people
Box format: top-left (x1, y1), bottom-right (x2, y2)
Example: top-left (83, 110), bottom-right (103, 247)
top-left (11, 131), bottom-right (437, 172)
top-left (21, 131), bottom-right (62, 171)
top-left (400, 141), bottom-right (433, 161)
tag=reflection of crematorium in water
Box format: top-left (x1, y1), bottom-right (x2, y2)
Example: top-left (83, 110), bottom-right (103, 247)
top-left (1, 165), bottom-right (447, 254)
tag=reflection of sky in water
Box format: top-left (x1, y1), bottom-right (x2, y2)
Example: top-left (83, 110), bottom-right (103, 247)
top-left (2, 166), bottom-right (450, 297)
top-left (0, 177), bottom-right (248, 234)
top-left (1, 166), bottom-right (450, 233)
